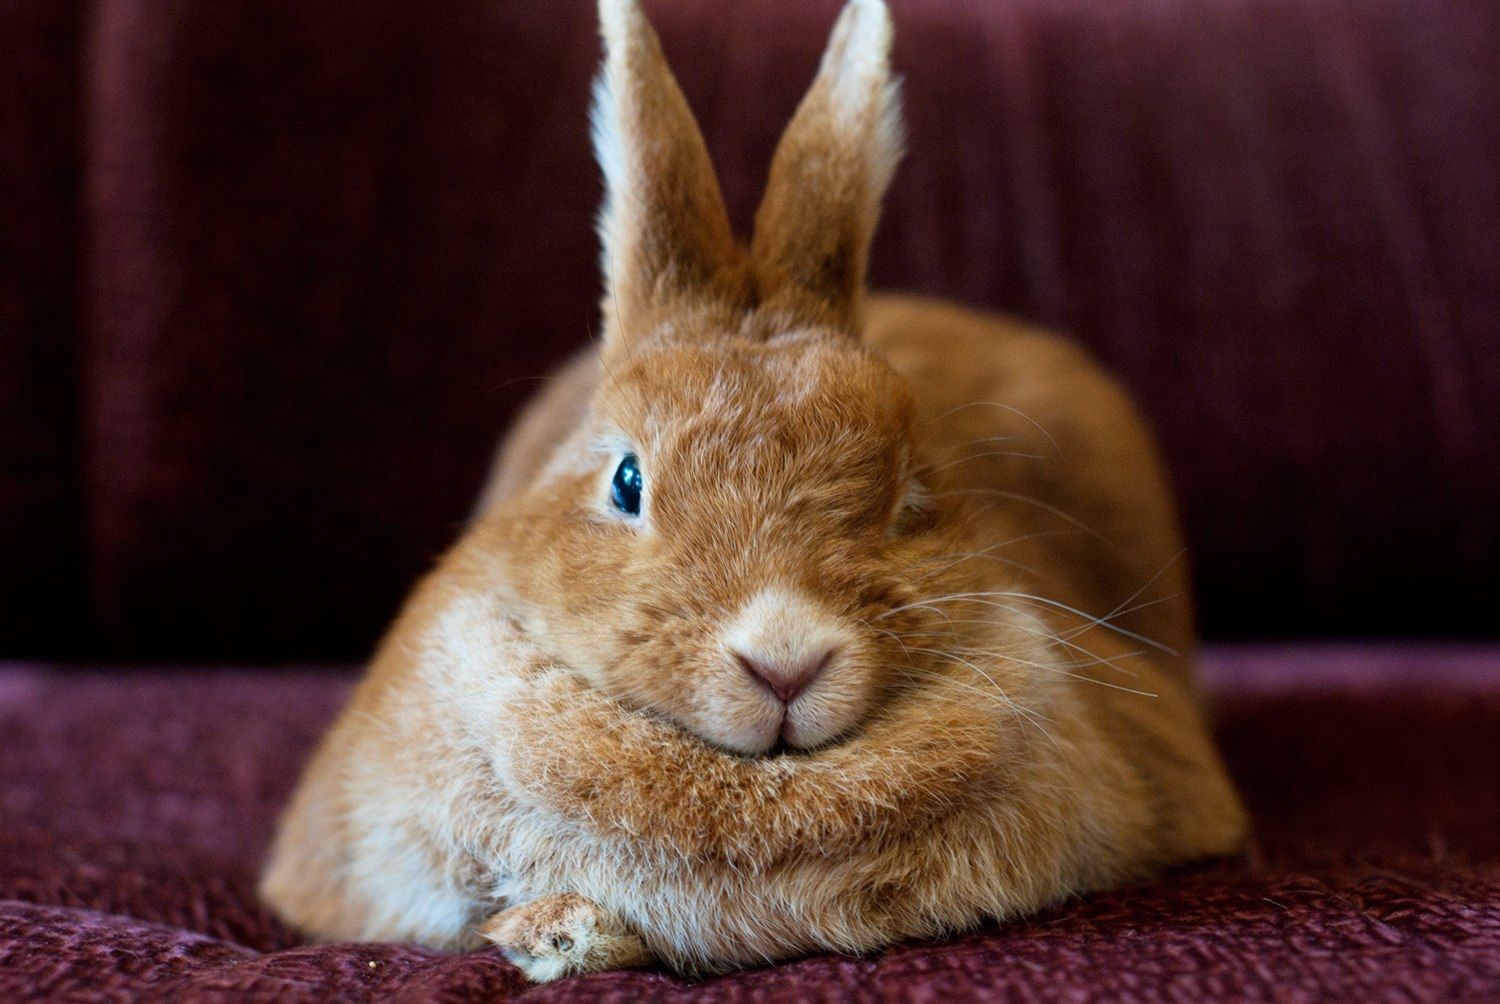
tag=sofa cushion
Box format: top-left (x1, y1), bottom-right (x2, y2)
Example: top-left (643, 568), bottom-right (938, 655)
top-left (2, 646), bottom-right (1497, 999)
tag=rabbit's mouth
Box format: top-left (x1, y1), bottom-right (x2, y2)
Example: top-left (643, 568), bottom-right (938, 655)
top-left (763, 738), bottom-right (795, 758)
top-left (767, 715), bottom-right (834, 758)
top-left (670, 659), bottom-right (872, 758)
top-left (735, 732), bottom-right (830, 761)
top-left (717, 691), bottom-right (868, 759)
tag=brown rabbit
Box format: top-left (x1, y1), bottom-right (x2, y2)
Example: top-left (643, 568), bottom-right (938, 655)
top-left (260, 0), bottom-right (1247, 981)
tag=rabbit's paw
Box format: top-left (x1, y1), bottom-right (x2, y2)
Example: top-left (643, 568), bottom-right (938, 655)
top-left (481, 892), bottom-right (652, 982)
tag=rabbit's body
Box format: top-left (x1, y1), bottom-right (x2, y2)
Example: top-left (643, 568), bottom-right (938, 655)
top-left (262, 0), bottom-right (1246, 981)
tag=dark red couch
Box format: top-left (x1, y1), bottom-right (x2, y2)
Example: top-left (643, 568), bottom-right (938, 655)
top-left (3, 0), bottom-right (1498, 998)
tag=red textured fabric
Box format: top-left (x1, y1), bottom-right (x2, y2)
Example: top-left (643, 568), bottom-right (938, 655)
top-left (0, 0), bottom-right (1496, 659)
top-left (2, 647), bottom-right (1499, 1000)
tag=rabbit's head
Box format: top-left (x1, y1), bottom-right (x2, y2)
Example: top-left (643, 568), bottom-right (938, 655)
top-left (483, 0), bottom-right (995, 756)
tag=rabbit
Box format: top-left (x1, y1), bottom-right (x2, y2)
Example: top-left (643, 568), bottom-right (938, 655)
top-left (260, 0), bottom-right (1248, 982)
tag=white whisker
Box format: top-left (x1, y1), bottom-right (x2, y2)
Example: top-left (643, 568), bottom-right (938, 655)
top-left (875, 590), bottom-right (1178, 657)
top-left (903, 531), bottom-right (1075, 587)
top-left (917, 448), bottom-right (1047, 476)
top-left (891, 651), bottom-right (1060, 748)
top-left (933, 400), bottom-right (1062, 454)
top-left (929, 489), bottom-right (1112, 545)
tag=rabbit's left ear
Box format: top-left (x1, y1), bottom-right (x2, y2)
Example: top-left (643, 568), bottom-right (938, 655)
top-left (592, 0), bottom-right (748, 349)
top-left (751, 0), bottom-right (904, 334)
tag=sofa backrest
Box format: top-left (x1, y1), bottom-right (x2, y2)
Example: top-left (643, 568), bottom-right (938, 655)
top-left (2, 0), bottom-right (1496, 659)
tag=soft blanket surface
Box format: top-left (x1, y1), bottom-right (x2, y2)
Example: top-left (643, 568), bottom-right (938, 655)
top-left (3, 648), bottom-right (1498, 1001)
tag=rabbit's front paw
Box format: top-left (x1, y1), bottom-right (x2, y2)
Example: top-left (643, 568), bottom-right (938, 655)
top-left (481, 892), bottom-right (651, 982)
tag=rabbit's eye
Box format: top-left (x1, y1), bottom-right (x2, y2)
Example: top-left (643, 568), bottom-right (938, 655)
top-left (610, 453), bottom-right (643, 516)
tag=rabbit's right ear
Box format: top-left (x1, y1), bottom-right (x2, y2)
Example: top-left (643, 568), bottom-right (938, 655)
top-left (750, 0), bottom-right (902, 335)
top-left (592, 0), bottom-right (749, 351)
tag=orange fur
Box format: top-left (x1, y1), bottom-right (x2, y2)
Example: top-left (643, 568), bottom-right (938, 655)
top-left (260, 0), bottom-right (1247, 981)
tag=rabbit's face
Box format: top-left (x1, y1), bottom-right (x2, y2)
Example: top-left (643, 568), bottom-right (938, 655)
top-left (485, 0), bottom-right (933, 757)
top-left (497, 331), bottom-right (958, 756)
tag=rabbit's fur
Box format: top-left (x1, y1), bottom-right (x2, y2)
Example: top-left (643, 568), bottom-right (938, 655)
top-left (260, 0), bottom-right (1247, 981)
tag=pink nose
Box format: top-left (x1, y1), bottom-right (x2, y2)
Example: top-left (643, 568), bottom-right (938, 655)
top-left (734, 649), bottom-right (835, 705)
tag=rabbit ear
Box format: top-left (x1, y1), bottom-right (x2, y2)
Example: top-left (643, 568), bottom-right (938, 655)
top-left (592, 0), bottom-right (749, 346)
top-left (750, 0), bottom-right (903, 334)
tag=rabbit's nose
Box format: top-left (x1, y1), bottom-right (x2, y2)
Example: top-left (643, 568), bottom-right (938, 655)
top-left (734, 648), bottom-right (835, 705)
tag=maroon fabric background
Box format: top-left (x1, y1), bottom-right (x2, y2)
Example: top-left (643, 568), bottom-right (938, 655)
top-left (0, 0), bottom-right (1496, 660)
top-left (2, 648), bottom-right (1498, 1000)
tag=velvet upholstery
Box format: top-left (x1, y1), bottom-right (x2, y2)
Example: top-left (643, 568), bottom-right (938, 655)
top-left (3, 650), bottom-right (1498, 1000)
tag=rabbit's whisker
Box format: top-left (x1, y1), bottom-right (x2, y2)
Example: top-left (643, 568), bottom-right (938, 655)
top-left (933, 638), bottom-right (1158, 699)
top-left (874, 590), bottom-right (1177, 657)
top-left (933, 401), bottom-right (1062, 454)
top-left (902, 532), bottom-right (1074, 587)
top-left (1079, 549), bottom-right (1187, 640)
top-left (915, 448), bottom-right (1047, 476)
top-left (929, 489), bottom-right (1112, 545)
top-left (890, 655), bottom-right (1058, 747)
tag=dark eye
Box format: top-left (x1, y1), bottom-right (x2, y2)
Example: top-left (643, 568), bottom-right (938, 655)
top-left (610, 453), bottom-right (643, 516)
